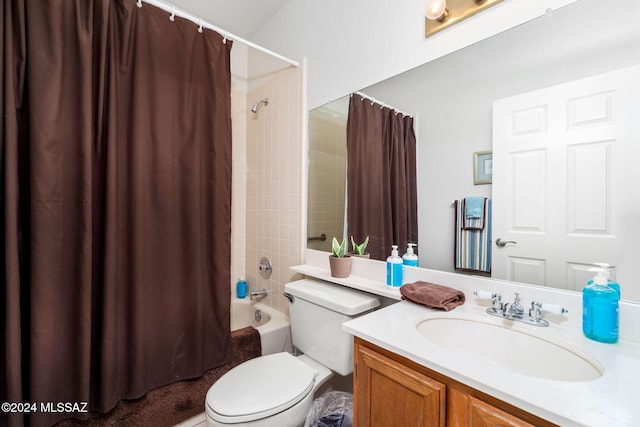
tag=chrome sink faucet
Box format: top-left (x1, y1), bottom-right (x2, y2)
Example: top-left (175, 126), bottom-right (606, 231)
top-left (474, 291), bottom-right (568, 327)
top-left (503, 292), bottom-right (524, 319)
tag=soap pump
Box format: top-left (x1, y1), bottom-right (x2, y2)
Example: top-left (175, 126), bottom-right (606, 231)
top-left (402, 243), bottom-right (418, 267)
top-left (583, 267), bottom-right (619, 344)
top-left (386, 245), bottom-right (403, 288)
top-left (591, 262), bottom-right (621, 297)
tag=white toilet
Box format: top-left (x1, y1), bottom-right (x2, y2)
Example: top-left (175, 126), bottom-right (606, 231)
top-left (205, 278), bottom-right (380, 427)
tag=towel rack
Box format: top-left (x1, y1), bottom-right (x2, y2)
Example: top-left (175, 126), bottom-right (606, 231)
top-left (307, 233), bottom-right (327, 242)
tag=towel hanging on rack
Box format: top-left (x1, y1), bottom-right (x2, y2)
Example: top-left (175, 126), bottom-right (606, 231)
top-left (464, 196), bottom-right (485, 220)
top-left (461, 197), bottom-right (487, 230)
top-left (454, 198), bottom-right (492, 273)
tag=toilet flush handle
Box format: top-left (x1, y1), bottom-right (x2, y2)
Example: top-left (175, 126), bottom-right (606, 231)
top-left (283, 292), bottom-right (295, 303)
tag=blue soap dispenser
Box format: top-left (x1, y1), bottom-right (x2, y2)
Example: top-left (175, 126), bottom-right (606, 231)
top-left (583, 268), bottom-right (619, 343)
top-left (386, 245), bottom-right (403, 288)
top-left (402, 243), bottom-right (418, 267)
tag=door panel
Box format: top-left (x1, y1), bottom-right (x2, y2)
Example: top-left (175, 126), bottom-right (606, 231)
top-left (492, 65), bottom-right (639, 294)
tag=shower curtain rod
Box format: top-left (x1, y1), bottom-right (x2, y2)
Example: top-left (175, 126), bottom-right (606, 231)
top-left (140, 0), bottom-right (299, 67)
top-left (352, 91), bottom-right (413, 118)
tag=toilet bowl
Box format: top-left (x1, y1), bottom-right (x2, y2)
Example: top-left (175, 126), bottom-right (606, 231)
top-left (205, 279), bottom-right (380, 427)
top-left (205, 353), bottom-right (331, 427)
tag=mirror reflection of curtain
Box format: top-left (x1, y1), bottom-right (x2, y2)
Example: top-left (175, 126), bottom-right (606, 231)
top-left (2, 1), bottom-right (232, 425)
top-left (346, 95), bottom-right (418, 261)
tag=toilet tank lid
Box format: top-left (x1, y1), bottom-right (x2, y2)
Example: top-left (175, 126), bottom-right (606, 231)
top-left (285, 279), bottom-right (380, 315)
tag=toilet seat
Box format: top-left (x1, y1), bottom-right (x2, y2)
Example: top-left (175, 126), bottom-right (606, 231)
top-left (206, 352), bottom-right (316, 424)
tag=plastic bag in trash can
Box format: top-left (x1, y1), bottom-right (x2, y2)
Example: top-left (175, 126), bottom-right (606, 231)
top-left (304, 391), bottom-right (353, 427)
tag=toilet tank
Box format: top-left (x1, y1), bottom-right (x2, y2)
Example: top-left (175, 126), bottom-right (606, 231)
top-left (284, 279), bottom-right (380, 376)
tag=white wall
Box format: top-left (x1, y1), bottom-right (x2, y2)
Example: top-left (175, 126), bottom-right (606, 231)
top-left (252, 0), bottom-right (578, 110)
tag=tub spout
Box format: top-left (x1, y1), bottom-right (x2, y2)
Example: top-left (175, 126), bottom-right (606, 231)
top-left (250, 289), bottom-right (269, 301)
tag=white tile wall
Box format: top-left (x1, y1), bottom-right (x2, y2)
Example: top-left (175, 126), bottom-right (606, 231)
top-left (231, 64), bottom-right (306, 314)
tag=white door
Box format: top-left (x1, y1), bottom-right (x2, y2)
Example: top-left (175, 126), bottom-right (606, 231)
top-left (492, 65), bottom-right (640, 295)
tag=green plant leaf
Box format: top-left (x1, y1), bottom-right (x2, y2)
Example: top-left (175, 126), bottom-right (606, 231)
top-left (351, 235), bottom-right (369, 255)
top-left (332, 237), bottom-right (347, 258)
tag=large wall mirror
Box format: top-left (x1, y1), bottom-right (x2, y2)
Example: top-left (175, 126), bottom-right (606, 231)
top-left (307, 0), bottom-right (640, 302)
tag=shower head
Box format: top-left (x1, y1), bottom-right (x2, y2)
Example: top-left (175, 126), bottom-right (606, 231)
top-left (251, 97), bottom-right (269, 113)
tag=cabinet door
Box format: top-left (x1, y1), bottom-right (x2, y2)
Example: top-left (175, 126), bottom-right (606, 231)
top-left (449, 388), bottom-right (536, 427)
top-left (354, 342), bottom-right (446, 427)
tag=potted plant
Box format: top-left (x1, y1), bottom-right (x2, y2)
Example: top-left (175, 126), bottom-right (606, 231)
top-left (350, 235), bottom-right (370, 258)
top-left (329, 237), bottom-right (352, 278)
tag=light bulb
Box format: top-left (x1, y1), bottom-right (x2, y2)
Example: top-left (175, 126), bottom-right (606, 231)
top-left (425, 0), bottom-right (447, 20)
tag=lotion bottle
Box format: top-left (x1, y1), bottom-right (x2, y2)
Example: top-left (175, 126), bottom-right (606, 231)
top-left (583, 268), bottom-right (619, 343)
top-left (402, 243), bottom-right (418, 267)
top-left (386, 245), bottom-right (403, 288)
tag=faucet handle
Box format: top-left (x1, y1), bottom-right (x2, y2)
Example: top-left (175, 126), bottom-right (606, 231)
top-left (540, 302), bottom-right (568, 315)
top-left (474, 291), bottom-right (505, 314)
top-left (474, 290), bottom-right (503, 310)
top-left (474, 290), bottom-right (496, 299)
top-left (529, 301), bottom-right (543, 322)
top-left (529, 301), bottom-right (568, 322)
top-left (491, 294), bottom-right (503, 311)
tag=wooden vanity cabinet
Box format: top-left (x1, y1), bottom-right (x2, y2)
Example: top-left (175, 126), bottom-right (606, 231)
top-left (354, 338), bottom-right (446, 426)
top-left (353, 337), bottom-right (556, 427)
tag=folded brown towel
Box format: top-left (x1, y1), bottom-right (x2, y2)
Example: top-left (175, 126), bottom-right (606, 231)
top-left (400, 281), bottom-right (465, 311)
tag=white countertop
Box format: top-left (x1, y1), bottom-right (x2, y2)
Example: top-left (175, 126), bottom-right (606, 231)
top-left (342, 300), bottom-right (640, 427)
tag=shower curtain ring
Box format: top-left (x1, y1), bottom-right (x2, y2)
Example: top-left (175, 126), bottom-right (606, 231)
top-left (170, 6), bottom-right (175, 21)
top-left (136, 0), bottom-right (142, 7)
top-left (223, 30), bottom-right (228, 44)
top-left (198, 19), bottom-right (204, 33)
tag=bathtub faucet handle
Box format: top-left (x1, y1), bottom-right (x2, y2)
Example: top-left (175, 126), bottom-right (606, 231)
top-left (258, 256), bottom-right (272, 279)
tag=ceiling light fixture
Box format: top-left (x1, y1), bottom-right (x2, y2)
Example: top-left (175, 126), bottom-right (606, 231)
top-left (425, 0), bottom-right (449, 22)
top-left (425, 0), bottom-right (504, 38)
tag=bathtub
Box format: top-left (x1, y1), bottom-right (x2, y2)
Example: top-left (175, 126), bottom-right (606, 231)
top-left (231, 298), bottom-right (292, 355)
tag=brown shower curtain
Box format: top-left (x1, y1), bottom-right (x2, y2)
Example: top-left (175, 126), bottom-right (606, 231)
top-left (2, 1), bottom-right (232, 426)
top-left (346, 95), bottom-right (418, 261)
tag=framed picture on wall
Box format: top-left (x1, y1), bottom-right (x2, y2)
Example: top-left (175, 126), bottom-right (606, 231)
top-left (473, 150), bottom-right (492, 185)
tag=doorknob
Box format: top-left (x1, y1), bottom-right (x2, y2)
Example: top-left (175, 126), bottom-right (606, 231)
top-left (495, 238), bottom-right (517, 247)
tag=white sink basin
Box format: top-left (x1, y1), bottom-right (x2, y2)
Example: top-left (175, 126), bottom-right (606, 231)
top-left (416, 316), bottom-right (603, 382)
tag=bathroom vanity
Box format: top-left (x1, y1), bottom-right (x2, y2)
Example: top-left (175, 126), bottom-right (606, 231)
top-left (354, 337), bottom-right (551, 426)
top-left (344, 301), bottom-right (640, 427)
top-left (293, 249), bottom-right (640, 427)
